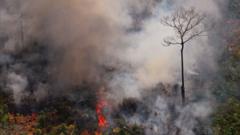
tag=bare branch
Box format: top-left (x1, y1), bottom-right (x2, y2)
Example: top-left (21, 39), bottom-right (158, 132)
top-left (163, 39), bottom-right (181, 46)
top-left (182, 14), bottom-right (195, 36)
top-left (183, 30), bottom-right (206, 44)
top-left (161, 17), bottom-right (175, 28)
top-left (187, 15), bottom-right (205, 31)
top-left (161, 7), bottom-right (206, 46)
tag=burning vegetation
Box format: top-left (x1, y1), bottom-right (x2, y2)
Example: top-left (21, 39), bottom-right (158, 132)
top-left (0, 0), bottom-right (240, 135)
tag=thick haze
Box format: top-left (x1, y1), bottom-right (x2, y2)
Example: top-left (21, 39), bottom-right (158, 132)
top-left (0, 0), bottom-right (227, 102)
top-left (0, 0), bottom-right (227, 100)
top-left (0, 0), bottom-right (229, 134)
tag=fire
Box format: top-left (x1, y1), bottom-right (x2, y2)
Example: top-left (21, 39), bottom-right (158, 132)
top-left (80, 100), bottom-right (108, 135)
top-left (81, 87), bottom-right (109, 135)
top-left (96, 100), bottom-right (108, 128)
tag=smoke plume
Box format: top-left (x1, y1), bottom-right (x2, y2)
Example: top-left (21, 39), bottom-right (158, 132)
top-left (0, 0), bottom-right (228, 134)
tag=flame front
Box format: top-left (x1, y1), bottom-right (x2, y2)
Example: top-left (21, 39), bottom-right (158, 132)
top-left (96, 100), bottom-right (108, 128)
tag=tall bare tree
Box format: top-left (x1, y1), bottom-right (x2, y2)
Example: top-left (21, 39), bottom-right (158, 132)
top-left (161, 8), bottom-right (206, 104)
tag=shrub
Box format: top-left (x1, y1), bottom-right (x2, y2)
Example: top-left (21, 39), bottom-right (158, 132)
top-left (212, 98), bottom-right (240, 135)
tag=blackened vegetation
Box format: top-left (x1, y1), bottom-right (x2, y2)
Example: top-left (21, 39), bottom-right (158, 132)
top-left (0, 41), bottom-right (49, 113)
top-left (27, 84), bottom-right (100, 133)
top-left (0, 41), bottom-right (96, 130)
top-left (120, 98), bottom-right (139, 116)
top-left (0, 39), bottom-right (146, 134)
top-left (15, 42), bottom-right (49, 89)
top-left (113, 84), bottom-right (168, 125)
top-left (113, 81), bottom-right (212, 135)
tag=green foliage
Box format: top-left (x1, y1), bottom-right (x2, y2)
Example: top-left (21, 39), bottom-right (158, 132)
top-left (110, 117), bottom-right (144, 135)
top-left (110, 124), bottom-right (144, 135)
top-left (228, 0), bottom-right (240, 19)
top-left (212, 98), bottom-right (240, 135)
top-left (37, 111), bottom-right (48, 129)
top-left (49, 124), bottom-right (68, 135)
top-left (34, 129), bottom-right (43, 135)
top-left (0, 104), bottom-right (8, 127)
top-left (213, 47), bottom-right (240, 102)
top-left (0, 95), bottom-right (9, 128)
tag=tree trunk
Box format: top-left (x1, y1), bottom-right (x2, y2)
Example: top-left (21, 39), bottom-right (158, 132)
top-left (181, 44), bottom-right (185, 104)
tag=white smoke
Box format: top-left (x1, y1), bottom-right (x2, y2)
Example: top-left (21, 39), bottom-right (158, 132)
top-left (113, 0), bottom-right (223, 98)
top-left (0, 0), bottom-right (227, 134)
top-left (7, 72), bottom-right (28, 104)
top-left (110, 0), bottom-right (225, 135)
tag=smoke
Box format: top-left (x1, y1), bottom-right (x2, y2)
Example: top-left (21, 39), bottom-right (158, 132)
top-left (7, 72), bottom-right (28, 104)
top-left (107, 0), bottom-right (225, 102)
top-left (109, 0), bottom-right (227, 135)
top-left (0, 0), bottom-right (228, 134)
top-left (22, 0), bottom-right (124, 87)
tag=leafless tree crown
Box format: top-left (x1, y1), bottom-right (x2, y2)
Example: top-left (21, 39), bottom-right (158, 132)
top-left (161, 8), bottom-right (206, 46)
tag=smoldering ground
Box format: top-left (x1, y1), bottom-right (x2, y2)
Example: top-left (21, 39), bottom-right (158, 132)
top-left (0, 0), bottom-right (230, 135)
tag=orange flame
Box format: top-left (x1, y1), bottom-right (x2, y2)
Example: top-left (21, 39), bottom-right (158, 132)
top-left (96, 100), bottom-right (108, 128)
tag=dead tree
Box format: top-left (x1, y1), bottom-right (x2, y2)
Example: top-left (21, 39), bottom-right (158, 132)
top-left (161, 8), bottom-right (206, 104)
